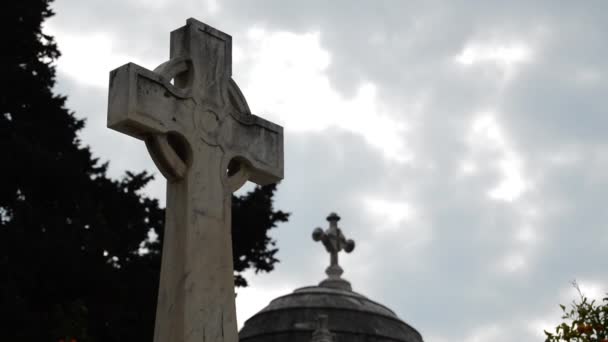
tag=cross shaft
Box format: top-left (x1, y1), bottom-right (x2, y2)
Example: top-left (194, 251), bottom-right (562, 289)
top-left (107, 19), bottom-right (283, 342)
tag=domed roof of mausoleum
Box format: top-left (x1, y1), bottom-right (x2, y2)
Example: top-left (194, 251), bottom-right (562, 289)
top-left (239, 213), bottom-right (424, 342)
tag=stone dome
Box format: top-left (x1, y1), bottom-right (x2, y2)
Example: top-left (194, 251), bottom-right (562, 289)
top-left (238, 213), bottom-right (424, 342)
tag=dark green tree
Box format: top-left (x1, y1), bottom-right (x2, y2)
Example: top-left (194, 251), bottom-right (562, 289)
top-left (545, 282), bottom-right (608, 342)
top-left (0, 1), bottom-right (289, 341)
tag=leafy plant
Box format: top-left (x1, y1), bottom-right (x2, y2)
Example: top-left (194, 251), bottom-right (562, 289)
top-left (545, 282), bottom-right (608, 342)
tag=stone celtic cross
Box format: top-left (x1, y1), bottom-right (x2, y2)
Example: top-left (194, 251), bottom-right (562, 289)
top-left (107, 18), bottom-right (283, 342)
top-left (312, 213), bottom-right (355, 291)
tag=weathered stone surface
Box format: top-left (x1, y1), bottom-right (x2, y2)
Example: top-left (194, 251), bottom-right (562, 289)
top-left (311, 315), bottom-right (333, 342)
top-left (107, 18), bottom-right (283, 342)
top-left (239, 286), bottom-right (424, 342)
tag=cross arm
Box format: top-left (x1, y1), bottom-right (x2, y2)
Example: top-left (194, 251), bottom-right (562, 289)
top-left (107, 62), bottom-right (194, 139)
top-left (223, 112), bottom-right (284, 186)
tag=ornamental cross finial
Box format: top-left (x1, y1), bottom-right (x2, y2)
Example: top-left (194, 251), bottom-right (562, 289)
top-left (312, 212), bottom-right (355, 291)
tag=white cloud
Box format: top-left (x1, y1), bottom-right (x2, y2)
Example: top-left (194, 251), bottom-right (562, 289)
top-left (455, 41), bottom-right (532, 81)
top-left (574, 68), bottom-right (602, 85)
top-left (468, 113), bottom-right (527, 202)
top-left (464, 324), bottom-right (503, 342)
top-left (527, 317), bottom-right (560, 340)
top-left (44, 24), bottom-right (158, 89)
top-left (203, 0), bottom-right (220, 14)
top-left (456, 43), bottom-right (531, 66)
top-left (515, 225), bottom-right (537, 244)
top-left (363, 197), bottom-right (415, 232)
top-left (500, 251), bottom-right (527, 273)
top-left (236, 29), bottom-right (411, 163)
top-left (561, 280), bottom-right (607, 303)
top-left (459, 159), bottom-right (479, 175)
top-left (235, 279), bottom-right (294, 329)
top-left (131, 0), bottom-right (172, 10)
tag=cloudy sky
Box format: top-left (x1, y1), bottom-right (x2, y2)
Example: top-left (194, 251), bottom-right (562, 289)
top-left (45, 1), bottom-right (608, 341)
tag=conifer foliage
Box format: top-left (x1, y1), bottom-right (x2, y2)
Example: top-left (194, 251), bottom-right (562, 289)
top-left (0, 1), bottom-right (289, 340)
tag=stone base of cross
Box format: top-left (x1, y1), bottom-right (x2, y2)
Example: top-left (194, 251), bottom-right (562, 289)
top-left (107, 19), bottom-right (284, 342)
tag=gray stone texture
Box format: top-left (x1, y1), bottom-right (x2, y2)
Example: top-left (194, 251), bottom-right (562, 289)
top-left (107, 18), bottom-right (283, 342)
top-left (239, 286), bottom-right (424, 342)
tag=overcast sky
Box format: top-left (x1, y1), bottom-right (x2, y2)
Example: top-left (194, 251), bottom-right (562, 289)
top-left (45, 1), bottom-right (608, 341)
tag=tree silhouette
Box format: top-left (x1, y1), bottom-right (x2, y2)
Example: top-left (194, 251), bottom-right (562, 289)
top-left (0, 1), bottom-right (289, 341)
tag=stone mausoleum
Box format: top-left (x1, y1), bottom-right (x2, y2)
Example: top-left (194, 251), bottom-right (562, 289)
top-left (239, 213), bottom-right (424, 342)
